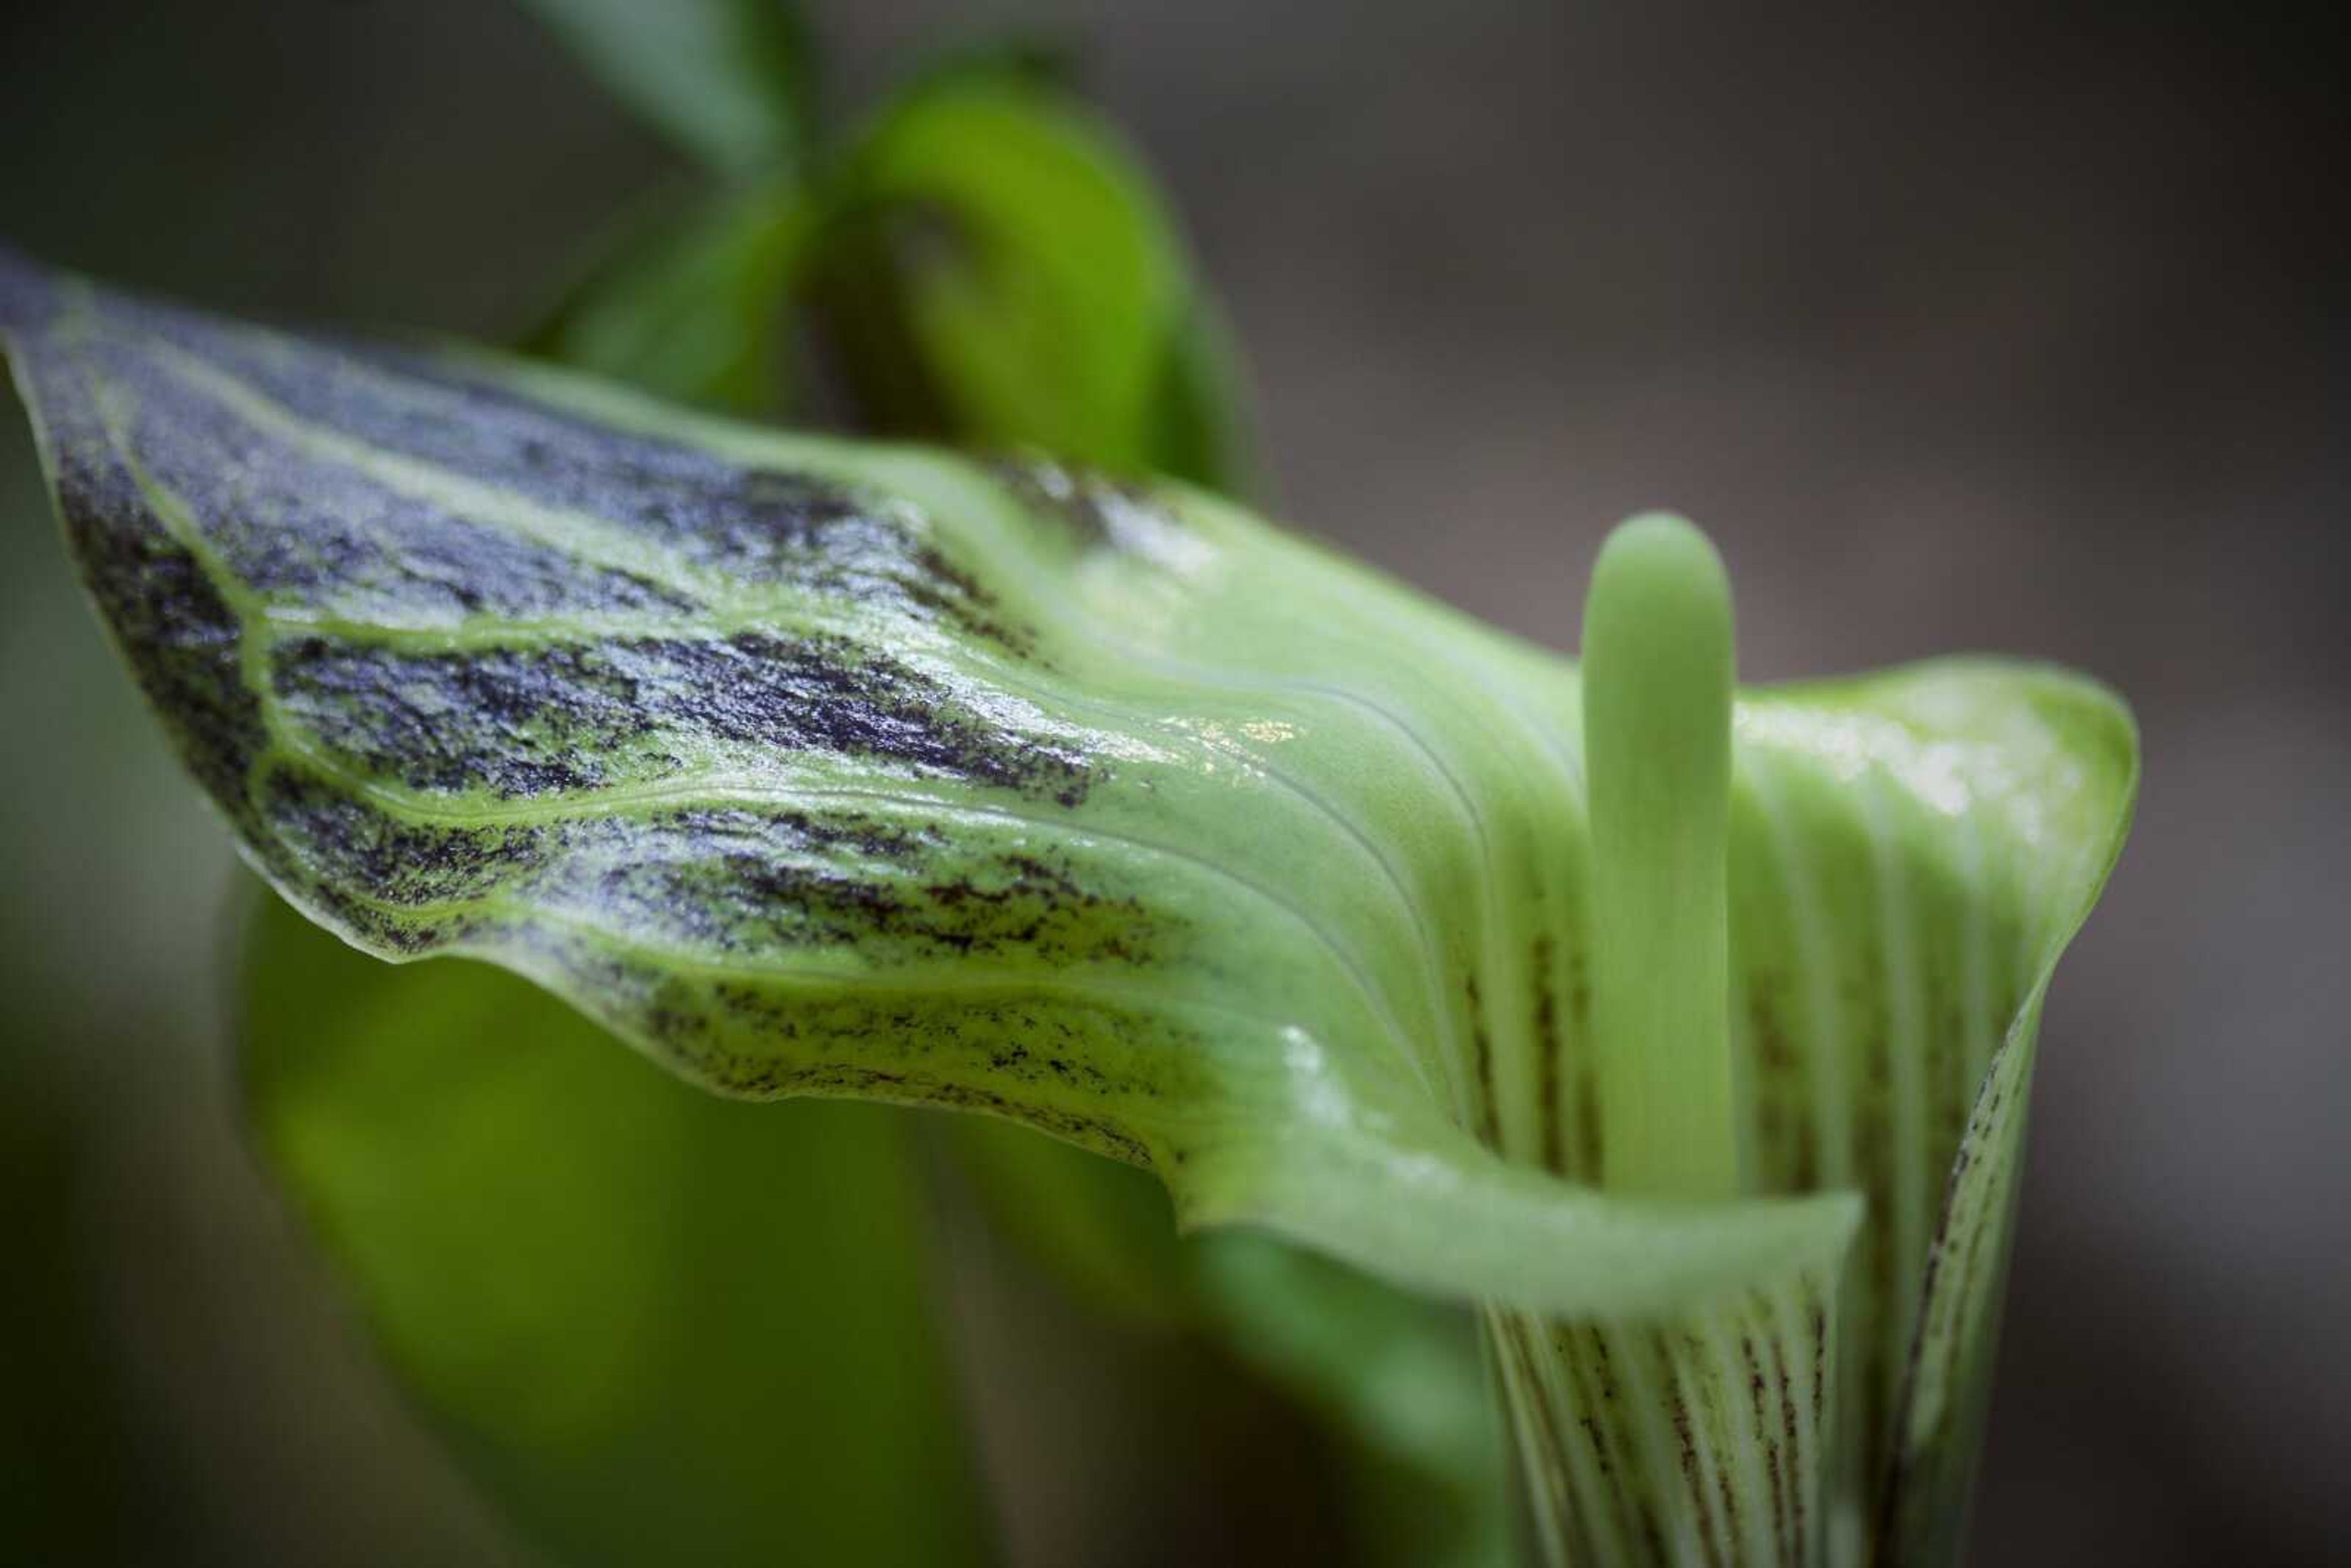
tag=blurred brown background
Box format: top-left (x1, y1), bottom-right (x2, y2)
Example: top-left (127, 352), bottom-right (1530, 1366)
top-left (1, 2), bottom-right (2344, 1563)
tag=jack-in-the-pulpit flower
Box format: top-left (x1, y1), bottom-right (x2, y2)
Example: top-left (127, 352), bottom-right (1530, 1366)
top-left (0, 249), bottom-right (2135, 1567)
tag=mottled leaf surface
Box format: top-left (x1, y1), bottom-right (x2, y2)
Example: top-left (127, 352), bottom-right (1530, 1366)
top-left (1, 252), bottom-right (2134, 1565)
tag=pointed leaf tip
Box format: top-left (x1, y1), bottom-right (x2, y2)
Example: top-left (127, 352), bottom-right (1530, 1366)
top-left (0, 242), bottom-right (49, 334)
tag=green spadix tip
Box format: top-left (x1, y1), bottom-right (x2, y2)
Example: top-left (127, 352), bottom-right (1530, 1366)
top-left (1582, 512), bottom-right (1742, 1201)
top-left (1589, 512), bottom-right (1730, 628)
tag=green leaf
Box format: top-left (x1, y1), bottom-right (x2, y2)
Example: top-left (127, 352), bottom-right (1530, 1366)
top-left (522, 181), bottom-right (809, 418)
top-left (944, 1114), bottom-right (1198, 1331)
top-left (514, 0), bottom-right (816, 177)
top-left (1, 253), bottom-right (2135, 1565)
top-left (815, 75), bottom-right (1255, 493)
top-left (1195, 1235), bottom-right (1513, 1568)
top-left (945, 1116), bottom-right (1510, 1568)
top-left (241, 891), bottom-right (993, 1566)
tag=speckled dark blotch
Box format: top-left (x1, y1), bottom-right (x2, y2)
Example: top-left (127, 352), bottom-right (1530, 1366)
top-left (549, 831), bottom-right (1157, 967)
top-left (12, 344), bottom-right (266, 817)
top-left (84, 288), bottom-right (1051, 659)
top-left (103, 351), bottom-right (699, 623)
top-left (261, 770), bottom-right (551, 911)
top-left (268, 628), bottom-right (1093, 803)
top-left (116, 296), bottom-right (874, 565)
top-left (245, 749), bottom-right (1146, 973)
top-left (661, 805), bottom-right (937, 865)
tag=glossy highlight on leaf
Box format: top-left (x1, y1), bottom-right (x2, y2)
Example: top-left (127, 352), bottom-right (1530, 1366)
top-left (0, 248), bottom-right (2137, 1566)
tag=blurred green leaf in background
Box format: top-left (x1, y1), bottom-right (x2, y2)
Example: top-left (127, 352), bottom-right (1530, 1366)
top-left (816, 68), bottom-right (1258, 491)
top-left (245, 896), bottom-right (992, 1567)
top-left (525, 179), bottom-right (808, 419)
top-left (516, 0), bottom-right (818, 178)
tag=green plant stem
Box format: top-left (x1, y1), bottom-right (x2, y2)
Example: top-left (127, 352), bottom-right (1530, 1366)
top-left (1582, 513), bottom-right (1744, 1199)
